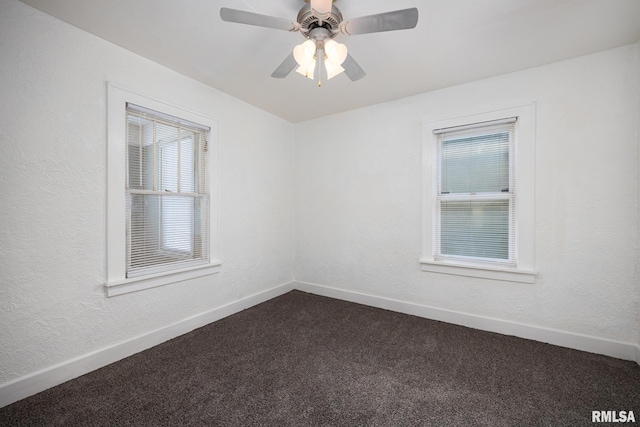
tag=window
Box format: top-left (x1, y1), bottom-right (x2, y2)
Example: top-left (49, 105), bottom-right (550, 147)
top-left (107, 83), bottom-right (220, 297)
top-left (126, 103), bottom-right (208, 277)
top-left (435, 119), bottom-right (515, 265)
top-left (421, 104), bottom-right (535, 283)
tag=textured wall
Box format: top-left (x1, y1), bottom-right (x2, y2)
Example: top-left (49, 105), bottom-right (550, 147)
top-left (637, 39), bottom-right (640, 351)
top-left (0, 0), bottom-right (294, 385)
top-left (295, 44), bottom-right (639, 344)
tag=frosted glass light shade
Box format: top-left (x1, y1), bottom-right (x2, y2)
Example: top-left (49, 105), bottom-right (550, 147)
top-left (324, 39), bottom-right (348, 66)
top-left (325, 62), bottom-right (344, 80)
top-left (293, 40), bottom-right (316, 66)
top-left (296, 60), bottom-right (316, 79)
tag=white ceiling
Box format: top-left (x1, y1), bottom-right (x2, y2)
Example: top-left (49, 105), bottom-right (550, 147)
top-left (19, 0), bottom-right (640, 123)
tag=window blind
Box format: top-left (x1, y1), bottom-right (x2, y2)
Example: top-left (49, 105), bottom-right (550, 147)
top-left (435, 119), bottom-right (517, 265)
top-left (125, 103), bottom-right (209, 278)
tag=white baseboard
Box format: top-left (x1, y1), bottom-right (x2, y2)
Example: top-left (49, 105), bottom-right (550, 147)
top-left (2, 280), bottom-right (637, 409)
top-left (0, 281), bottom-right (295, 408)
top-left (294, 281), bottom-right (640, 364)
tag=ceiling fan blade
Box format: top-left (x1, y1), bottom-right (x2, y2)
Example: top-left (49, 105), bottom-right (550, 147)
top-left (340, 8), bottom-right (419, 36)
top-left (271, 52), bottom-right (298, 78)
top-left (310, 0), bottom-right (333, 19)
top-left (220, 8), bottom-right (300, 32)
top-left (342, 54), bottom-right (366, 81)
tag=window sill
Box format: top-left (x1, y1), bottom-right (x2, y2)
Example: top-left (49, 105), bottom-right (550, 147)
top-left (419, 258), bottom-right (535, 284)
top-left (105, 261), bottom-right (222, 297)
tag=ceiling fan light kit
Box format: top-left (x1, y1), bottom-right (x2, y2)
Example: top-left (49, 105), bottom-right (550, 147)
top-left (293, 28), bottom-right (348, 85)
top-left (220, 0), bottom-right (418, 87)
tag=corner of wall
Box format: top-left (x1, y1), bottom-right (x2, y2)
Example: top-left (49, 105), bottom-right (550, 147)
top-left (0, 282), bottom-right (296, 408)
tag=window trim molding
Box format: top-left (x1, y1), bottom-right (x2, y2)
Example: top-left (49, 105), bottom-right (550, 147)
top-left (105, 263), bottom-right (222, 297)
top-left (106, 82), bottom-right (220, 296)
top-left (421, 103), bottom-right (536, 283)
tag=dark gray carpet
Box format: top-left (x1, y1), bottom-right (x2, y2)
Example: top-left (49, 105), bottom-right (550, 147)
top-left (1, 290), bottom-right (639, 426)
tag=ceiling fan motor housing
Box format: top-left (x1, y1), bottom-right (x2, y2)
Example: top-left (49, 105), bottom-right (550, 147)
top-left (297, 3), bottom-right (343, 40)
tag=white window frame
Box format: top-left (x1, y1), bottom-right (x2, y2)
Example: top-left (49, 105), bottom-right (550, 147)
top-left (421, 104), bottom-right (536, 283)
top-left (106, 82), bottom-right (221, 297)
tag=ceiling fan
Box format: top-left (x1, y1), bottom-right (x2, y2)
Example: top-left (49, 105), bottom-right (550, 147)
top-left (220, 0), bottom-right (419, 86)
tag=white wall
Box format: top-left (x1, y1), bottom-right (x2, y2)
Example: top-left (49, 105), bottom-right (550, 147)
top-left (637, 39), bottom-right (640, 353)
top-left (0, 0), bottom-right (294, 388)
top-left (295, 44), bottom-right (639, 346)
